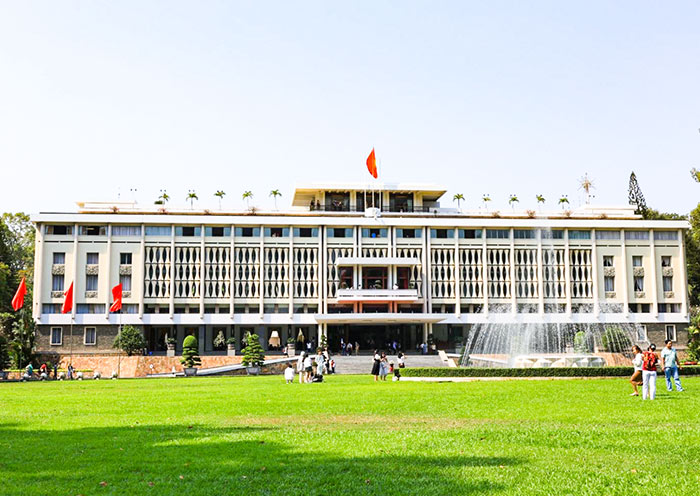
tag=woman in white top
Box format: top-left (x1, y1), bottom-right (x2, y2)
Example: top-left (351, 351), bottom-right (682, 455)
top-left (297, 352), bottom-right (306, 383)
top-left (630, 345), bottom-right (643, 396)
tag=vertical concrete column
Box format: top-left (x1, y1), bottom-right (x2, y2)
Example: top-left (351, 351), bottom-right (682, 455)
top-left (678, 229), bottom-right (689, 318)
top-left (259, 225), bottom-right (264, 318)
top-left (229, 224), bottom-right (235, 319)
top-left (33, 223), bottom-right (44, 320)
top-left (318, 226), bottom-right (324, 313)
top-left (510, 229), bottom-right (516, 315)
top-left (649, 229), bottom-right (659, 318)
top-left (169, 224), bottom-right (175, 316)
top-left (288, 225), bottom-right (294, 318)
top-left (421, 227), bottom-right (428, 313)
top-left (139, 224), bottom-right (145, 318)
top-left (72, 223), bottom-right (78, 321)
top-left (105, 224), bottom-right (112, 321)
top-left (591, 229), bottom-right (599, 317)
top-left (482, 228), bottom-right (489, 317)
top-left (425, 227), bottom-right (432, 313)
top-left (564, 229), bottom-right (572, 316)
top-left (620, 230), bottom-right (629, 317)
top-left (454, 228), bottom-right (461, 318)
top-left (200, 224), bottom-right (205, 317)
top-left (536, 229), bottom-right (544, 316)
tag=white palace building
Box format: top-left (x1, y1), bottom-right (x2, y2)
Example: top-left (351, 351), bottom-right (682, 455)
top-left (32, 183), bottom-right (690, 355)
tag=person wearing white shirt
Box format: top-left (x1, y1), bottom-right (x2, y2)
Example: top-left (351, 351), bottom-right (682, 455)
top-left (315, 349), bottom-right (326, 376)
top-left (629, 345), bottom-right (643, 396)
top-left (284, 364), bottom-right (295, 384)
top-left (297, 352), bottom-right (306, 384)
top-left (303, 354), bottom-right (313, 383)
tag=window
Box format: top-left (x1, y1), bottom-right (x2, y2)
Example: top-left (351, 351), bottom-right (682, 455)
top-left (112, 226), bottom-right (141, 236)
top-left (625, 231), bottom-right (649, 241)
top-left (665, 324), bottom-right (677, 342)
top-left (568, 230), bottom-right (591, 240)
top-left (362, 267), bottom-right (387, 289)
top-left (661, 256), bottom-right (671, 267)
top-left (397, 228), bottom-right (422, 238)
top-left (264, 227), bottom-right (289, 238)
top-left (513, 229), bottom-right (535, 239)
top-left (362, 228), bottom-right (387, 238)
top-left (633, 276), bottom-right (644, 292)
top-left (206, 226), bottom-right (231, 237)
top-left (459, 229), bottom-right (482, 239)
top-left (52, 274), bottom-right (64, 292)
top-left (45, 225), bottom-right (72, 235)
top-left (486, 229), bottom-right (510, 239)
top-left (329, 228), bottom-right (352, 238)
top-left (431, 229), bottom-right (454, 239)
top-left (636, 325), bottom-right (647, 342)
top-left (338, 267), bottom-right (354, 289)
top-left (120, 274), bottom-right (132, 291)
top-left (603, 256), bottom-right (614, 267)
top-left (145, 226), bottom-right (172, 236)
top-left (658, 303), bottom-right (681, 313)
top-left (293, 227), bottom-right (318, 237)
top-left (120, 253), bottom-right (132, 265)
top-left (80, 226), bottom-right (106, 236)
top-left (86, 253), bottom-right (99, 265)
top-left (596, 231), bottom-right (620, 240)
top-left (84, 327), bottom-right (96, 345)
top-left (654, 231), bottom-right (678, 241)
top-left (50, 327), bottom-right (62, 345)
top-left (42, 304), bottom-right (60, 314)
top-left (235, 227), bottom-right (260, 237)
top-left (604, 276), bottom-right (615, 292)
top-left (541, 229), bottom-right (564, 239)
top-left (663, 276), bottom-right (673, 292)
top-left (175, 226), bottom-right (201, 237)
top-left (53, 252), bottom-right (65, 265)
top-left (632, 256), bottom-right (642, 267)
top-left (76, 304), bottom-right (105, 314)
top-left (86, 275), bottom-right (98, 291)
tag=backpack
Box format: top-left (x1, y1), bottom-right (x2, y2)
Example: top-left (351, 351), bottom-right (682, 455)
top-left (643, 351), bottom-right (658, 370)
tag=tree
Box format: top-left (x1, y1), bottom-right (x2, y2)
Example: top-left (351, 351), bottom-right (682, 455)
top-left (536, 194), bottom-right (545, 207)
top-left (112, 325), bottom-right (146, 356)
top-left (214, 190), bottom-right (226, 209)
top-left (481, 194), bottom-right (491, 210)
top-left (242, 191), bottom-right (254, 210)
top-left (5, 309), bottom-right (36, 368)
top-left (0, 213), bottom-right (34, 338)
top-left (0, 333), bottom-right (10, 371)
top-left (181, 335), bottom-right (201, 368)
top-left (691, 168), bottom-right (700, 183)
top-left (508, 194), bottom-right (519, 209)
top-left (452, 193), bottom-right (464, 209)
top-left (241, 332), bottom-right (265, 367)
top-left (186, 190), bottom-right (198, 209)
top-left (628, 171), bottom-right (648, 217)
top-left (269, 189), bottom-right (282, 210)
top-left (558, 195), bottom-right (569, 209)
top-left (155, 190), bottom-right (170, 205)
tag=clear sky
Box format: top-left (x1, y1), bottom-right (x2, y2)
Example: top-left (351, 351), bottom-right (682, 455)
top-left (1, 1), bottom-right (699, 215)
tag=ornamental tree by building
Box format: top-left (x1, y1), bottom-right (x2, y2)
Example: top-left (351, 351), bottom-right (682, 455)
top-left (241, 332), bottom-right (265, 367)
top-left (181, 335), bottom-right (201, 368)
top-left (112, 325), bottom-right (146, 357)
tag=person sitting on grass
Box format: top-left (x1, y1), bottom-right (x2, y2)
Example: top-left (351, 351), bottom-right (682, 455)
top-left (284, 363), bottom-right (295, 384)
top-left (630, 345), bottom-right (643, 396)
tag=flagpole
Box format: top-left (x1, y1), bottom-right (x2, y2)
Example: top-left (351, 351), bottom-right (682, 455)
top-left (117, 310), bottom-right (122, 378)
top-left (69, 316), bottom-right (73, 377)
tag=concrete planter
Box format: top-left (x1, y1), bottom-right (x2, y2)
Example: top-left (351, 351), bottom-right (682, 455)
top-left (166, 344), bottom-right (176, 357)
top-left (246, 366), bottom-right (260, 376)
top-left (227, 344), bottom-right (236, 357)
top-left (287, 344), bottom-right (295, 357)
top-left (184, 367), bottom-right (198, 377)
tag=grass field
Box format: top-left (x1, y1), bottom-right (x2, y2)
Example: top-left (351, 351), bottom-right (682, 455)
top-left (1, 375), bottom-right (699, 496)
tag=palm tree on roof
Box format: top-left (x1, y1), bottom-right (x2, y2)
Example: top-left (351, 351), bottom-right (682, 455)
top-left (270, 189), bottom-right (282, 210)
top-left (453, 193), bottom-right (465, 210)
top-left (186, 190), bottom-right (198, 209)
top-left (242, 191), bottom-right (254, 210)
top-left (214, 190), bottom-right (226, 209)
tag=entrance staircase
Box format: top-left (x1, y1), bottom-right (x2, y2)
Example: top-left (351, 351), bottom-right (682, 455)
top-left (331, 353), bottom-right (445, 374)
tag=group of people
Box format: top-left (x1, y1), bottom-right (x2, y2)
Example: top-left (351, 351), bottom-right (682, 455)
top-left (629, 340), bottom-right (685, 400)
top-left (339, 339), bottom-right (359, 356)
top-left (371, 350), bottom-right (405, 381)
top-left (285, 348), bottom-right (336, 384)
top-left (22, 362), bottom-right (76, 381)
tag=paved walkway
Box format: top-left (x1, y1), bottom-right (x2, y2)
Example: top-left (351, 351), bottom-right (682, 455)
top-left (331, 354), bottom-right (444, 375)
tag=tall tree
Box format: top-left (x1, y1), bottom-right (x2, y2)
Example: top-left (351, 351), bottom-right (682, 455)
top-left (269, 189), bottom-right (281, 210)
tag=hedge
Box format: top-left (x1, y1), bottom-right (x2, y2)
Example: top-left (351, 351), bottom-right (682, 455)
top-left (401, 366), bottom-right (700, 378)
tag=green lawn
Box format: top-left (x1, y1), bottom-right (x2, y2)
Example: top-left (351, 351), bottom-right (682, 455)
top-left (1, 376), bottom-right (699, 496)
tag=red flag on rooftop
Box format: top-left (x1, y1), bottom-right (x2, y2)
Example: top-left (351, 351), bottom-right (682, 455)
top-left (11, 277), bottom-right (26, 311)
top-left (366, 148), bottom-right (378, 179)
top-left (61, 282), bottom-right (74, 314)
top-left (110, 284), bottom-right (123, 313)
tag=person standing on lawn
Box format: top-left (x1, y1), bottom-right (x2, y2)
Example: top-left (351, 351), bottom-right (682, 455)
top-left (629, 345), bottom-right (643, 396)
top-left (641, 344), bottom-right (659, 400)
top-left (297, 352), bottom-right (306, 384)
top-left (661, 339), bottom-right (684, 392)
top-left (371, 350), bottom-right (381, 381)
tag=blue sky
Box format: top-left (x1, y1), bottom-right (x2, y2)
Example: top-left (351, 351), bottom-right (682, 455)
top-left (1, 1), bottom-right (699, 214)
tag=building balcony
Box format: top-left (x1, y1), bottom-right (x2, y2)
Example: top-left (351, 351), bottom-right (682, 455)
top-left (335, 288), bottom-right (420, 303)
top-left (335, 256), bottom-right (420, 266)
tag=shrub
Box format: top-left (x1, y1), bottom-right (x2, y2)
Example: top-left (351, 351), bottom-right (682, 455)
top-left (226, 337), bottom-right (236, 346)
top-left (241, 332), bottom-right (265, 367)
top-left (112, 325), bottom-right (146, 357)
top-left (687, 314), bottom-right (700, 361)
top-left (401, 366), bottom-right (700, 378)
top-left (180, 335), bottom-right (201, 368)
top-left (166, 337), bottom-right (176, 346)
top-left (0, 334), bottom-right (10, 370)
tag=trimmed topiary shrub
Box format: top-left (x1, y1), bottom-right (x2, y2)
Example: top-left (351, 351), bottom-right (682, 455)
top-left (180, 335), bottom-right (201, 368)
top-left (113, 325), bottom-right (146, 356)
top-left (401, 366), bottom-right (700, 378)
top-left (241, 332), bottom-right (265, 367)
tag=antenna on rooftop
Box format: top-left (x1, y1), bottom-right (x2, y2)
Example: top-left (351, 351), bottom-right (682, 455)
top-left (130, 188), bottom-right (138, 204)
top-left (578, 174), bottom-right (595, 205)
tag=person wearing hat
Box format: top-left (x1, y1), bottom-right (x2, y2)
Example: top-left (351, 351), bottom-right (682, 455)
top-left (641, 344), bottom-right (659, 400)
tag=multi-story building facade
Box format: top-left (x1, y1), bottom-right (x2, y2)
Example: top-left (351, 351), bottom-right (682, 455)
top-left (32, 183), bottom-right (690, 355)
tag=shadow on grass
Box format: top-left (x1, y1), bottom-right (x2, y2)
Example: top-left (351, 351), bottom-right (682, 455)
top-left (0, 422), bottom-right (521, 495)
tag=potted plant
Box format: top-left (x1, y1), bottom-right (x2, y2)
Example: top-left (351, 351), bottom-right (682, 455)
top-left (180, 335), bottom-right (201, 376)
top-left (286, 338), bottom-right (295, 357)
top-left (241, 332), bottom-right (265, 375)
top-left (226, 337), bottom-right (236, 357)
top-left (166, 337), bottom-right (176, 357)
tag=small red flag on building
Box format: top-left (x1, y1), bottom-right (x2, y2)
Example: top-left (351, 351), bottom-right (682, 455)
top-left (110, 284), bottom-right (123, 313)
top-left (366, 148), bottom-right (378, 179)
top-left (61, 282), bottom-right (74, 314)
top-left (11, 277), bottom-right (27, 311)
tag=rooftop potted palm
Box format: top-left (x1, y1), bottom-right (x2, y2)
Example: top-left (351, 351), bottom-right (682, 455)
top-left (214, 190), bottom-right (226, 209)
top-left (241, 332), bottom-right (265, 375)
top-left (180, 335), bottom-right (201, 376)
top-left (270, 189), bottom-right (282, 210)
